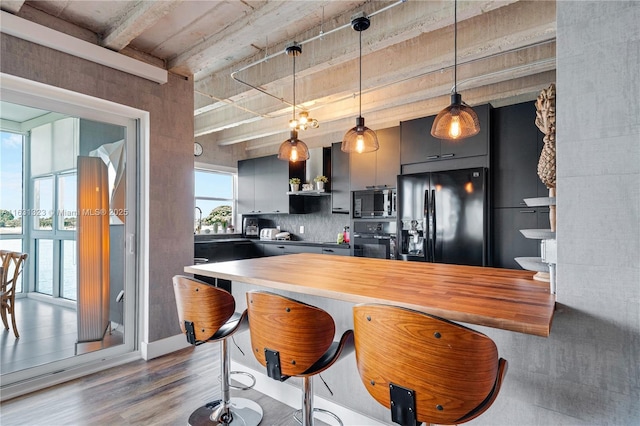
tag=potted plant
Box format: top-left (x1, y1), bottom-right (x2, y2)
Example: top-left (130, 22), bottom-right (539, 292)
top-left (314, 175), bottom-right (328, 190)
top-left (289, 177), bottom-right (301, 192)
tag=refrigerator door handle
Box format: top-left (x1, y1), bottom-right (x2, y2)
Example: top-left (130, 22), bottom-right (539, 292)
top-left (430, 189), bottom-right (436, 261)
top-left (424, 189), bottom-right (430, 260)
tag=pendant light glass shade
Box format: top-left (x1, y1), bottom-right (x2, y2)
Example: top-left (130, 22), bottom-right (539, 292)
top-left (278, 129), bottom-right (309, 162)
top-left (431, 93), bottom-right (480, 140)
top-left (279, 43), bottom-right (310, 162)
top-left (342, 14), bottom-right (378, 154)
top-left (431, 0), bottom-right (480, 140)
top-left (342, 116), bottom-right (379, 153)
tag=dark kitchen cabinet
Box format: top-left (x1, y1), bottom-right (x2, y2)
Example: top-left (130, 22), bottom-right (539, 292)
top-left (237, 159), bottom-right (255, 214)
top-left (491, 207), bottom-right (550, 269)
top-left (259, 242), bottom-right (323, 256)
top-left (350, 126), bottom-right (400, 190)
top-left (321, 246), bottom-right (350, 256)
top-left (491, 102), bottom-right (548, 208)
top-left (400, 104), bottom-right (490, 166)
top-left (238, 155), bottom-right (305, 214)
top-left (331, 142), bottom-right (350, 214)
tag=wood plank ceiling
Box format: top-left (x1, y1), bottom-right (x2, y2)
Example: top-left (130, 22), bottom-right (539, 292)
top-left (1, 0), bottom-right (556, 155)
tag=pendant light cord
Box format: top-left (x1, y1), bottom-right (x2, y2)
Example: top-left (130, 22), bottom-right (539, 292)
top-left (454, 0), bottom-right (457, 94)
top-left (292, 53), bottom-right (296, 121)
top-left (359, 29), bottom-right (363, 117)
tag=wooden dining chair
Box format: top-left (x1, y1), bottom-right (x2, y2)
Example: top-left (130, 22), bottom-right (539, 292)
top-left (353, 304), bottom-right (508, 426)
top-left (1, 251), bottom-right (28, 339)
top-left (172, 275), bottom-right (263, 426)
top-left (245, 290), bottom-right (354, 426)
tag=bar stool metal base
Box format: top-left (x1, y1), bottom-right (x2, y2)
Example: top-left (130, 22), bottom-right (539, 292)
top-left (293, 408), bottom-right (343, 426)
top-left (188, 397), bottom-right (263, 425)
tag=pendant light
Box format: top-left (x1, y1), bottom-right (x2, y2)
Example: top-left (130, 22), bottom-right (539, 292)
top-left (278, 43), bottom-right (310, 162)
top-left (431, 0), bottom-right (480, 140)
top-left (342, 13), bottom-right (379, 154)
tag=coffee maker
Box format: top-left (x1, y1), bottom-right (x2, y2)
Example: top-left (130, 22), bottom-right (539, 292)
top-left (242, 217), bottom-right (260, 238)
top-left (399, 219), bottom-right (425, 261)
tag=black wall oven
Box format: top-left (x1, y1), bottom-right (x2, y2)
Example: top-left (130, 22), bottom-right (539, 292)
top-left (352, 220), bottom-right (397, 260)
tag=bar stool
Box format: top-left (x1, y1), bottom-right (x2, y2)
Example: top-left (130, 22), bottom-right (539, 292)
top-left (245, 290), bottom-right (354, 426)
top-left (172, 275), bottom-right (263, 426)
top-left (353, 304), bottom-right (508, 426)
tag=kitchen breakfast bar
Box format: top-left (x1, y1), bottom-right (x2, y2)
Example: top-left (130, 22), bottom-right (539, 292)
top-left (183, 254), bottom-right (556, 424)
top-left (184, 253), bottom-right (555, 337)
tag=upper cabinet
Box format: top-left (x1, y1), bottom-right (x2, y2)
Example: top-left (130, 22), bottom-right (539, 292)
top-left (491, 102), bottom-right (548, 208)
top-left (400, 104), bottom-right (491, 171)
top-left (331, 142), bottom-right (350, 214)
top-left (238, 155), bottom-right (305, 214)
top-left (349, 126), bottom-right (400, 190)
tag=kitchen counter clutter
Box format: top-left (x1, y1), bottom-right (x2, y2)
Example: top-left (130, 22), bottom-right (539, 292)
top-left (186, 253), bottom-right (555, 337)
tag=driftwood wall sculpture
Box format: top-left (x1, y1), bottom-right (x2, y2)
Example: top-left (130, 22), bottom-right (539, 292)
top-left (535, 83), bottom-right (557, 231)
top-left (535, 84), bottom-right (556, 189)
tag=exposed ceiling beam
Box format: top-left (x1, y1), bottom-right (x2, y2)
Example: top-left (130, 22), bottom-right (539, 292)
top-left (0, 0), bottom-right (25, 14)
top-left (101, 0), bottom-right (184, 52)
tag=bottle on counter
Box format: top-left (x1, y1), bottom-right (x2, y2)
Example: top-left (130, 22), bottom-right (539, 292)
top-left (337, 232), bottom-right (344, 244)
top-left (343, 226), bottom-right (350, 243)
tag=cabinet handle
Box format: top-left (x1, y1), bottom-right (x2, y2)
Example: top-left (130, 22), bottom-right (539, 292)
top-left (273, 210), bottom-right (280, 213)
top-left (333, 207), bottom-right (343, 210)
top-left (323, 249), bottom-right (334, 253)
top-left (519, 210), bottom-right (536, 213)
top-left (441, 153), bottom-right (455, 158)
top-left (277, 246), bottom-right (285, 249)
top-left (427, 155), bottom-right (440, 160)
top-left (365, 185), bottom-right (375, 189)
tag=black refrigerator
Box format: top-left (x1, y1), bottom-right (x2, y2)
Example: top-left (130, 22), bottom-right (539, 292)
top-left (397, 167), bottom-right (488, 266)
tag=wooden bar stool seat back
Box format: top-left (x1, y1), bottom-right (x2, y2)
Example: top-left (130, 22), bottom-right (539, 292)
top-left (172, 275), bottom-right (262, 426)
top-left (246, 290), bottom-right (354, 426)
top-left (1, 251), bottom-right (28, 339)
top-left (353, 304), bottom-right (507, 426)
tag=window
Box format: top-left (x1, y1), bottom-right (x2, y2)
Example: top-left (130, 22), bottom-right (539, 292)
top-left (194, 169), bottom-right (236, 233)
top-left (0, 131), bottom-right (24, 234)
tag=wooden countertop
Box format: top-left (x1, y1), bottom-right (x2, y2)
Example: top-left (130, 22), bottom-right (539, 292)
top-left (185, 254), bottom-right (555, 337)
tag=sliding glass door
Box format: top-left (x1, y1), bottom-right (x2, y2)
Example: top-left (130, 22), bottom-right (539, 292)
top-left (0, 76), bottom-right (140, 391)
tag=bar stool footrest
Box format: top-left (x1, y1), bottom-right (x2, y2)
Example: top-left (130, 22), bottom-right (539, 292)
top-left (229, 370), bottom-right (257, 391)
top-left (293, 407), bottom-right (343, 426)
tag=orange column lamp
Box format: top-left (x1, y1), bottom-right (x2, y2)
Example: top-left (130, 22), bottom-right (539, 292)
top-left (76, 156), bottom-right (110, 348)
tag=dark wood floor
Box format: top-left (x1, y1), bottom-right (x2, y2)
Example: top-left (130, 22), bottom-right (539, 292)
top-left (0, 300), bottom-right (339, 425)
top-left (0, 342), bottom-right (331, 426)
top-left (1, 298), bottom-right (123, 374)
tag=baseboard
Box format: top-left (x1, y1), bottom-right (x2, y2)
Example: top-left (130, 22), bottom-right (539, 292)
top-left (141, 333), bottom-right (190, 360)
top-left (230, 360), bottom-right (388, 426)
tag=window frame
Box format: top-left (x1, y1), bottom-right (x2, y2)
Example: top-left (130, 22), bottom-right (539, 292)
top-left (194, 166), bottom-right (238, 230)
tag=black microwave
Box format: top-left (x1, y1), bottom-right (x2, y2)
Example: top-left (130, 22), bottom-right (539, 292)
top-left (352, 189), bottom-right (397, 218)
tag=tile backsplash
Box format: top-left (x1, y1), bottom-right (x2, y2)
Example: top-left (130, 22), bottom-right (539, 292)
top-left (253, 196), bottom-right (349, 243)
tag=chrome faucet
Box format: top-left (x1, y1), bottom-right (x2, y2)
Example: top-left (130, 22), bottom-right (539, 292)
top-left (195, 206), bottom-right (202, 234)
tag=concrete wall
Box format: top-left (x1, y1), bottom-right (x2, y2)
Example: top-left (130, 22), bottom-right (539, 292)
top-left (0, 33), bottom-right (194, 343)
top-left (471, 2), bottom-right (640, 424)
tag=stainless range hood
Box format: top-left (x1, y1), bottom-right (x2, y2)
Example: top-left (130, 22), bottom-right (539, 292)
top-left (288, 147), bottom-right (331, 196)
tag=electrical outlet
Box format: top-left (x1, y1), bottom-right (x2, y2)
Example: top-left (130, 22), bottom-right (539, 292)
top-left (299, 225), bottom-right (305, 234)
